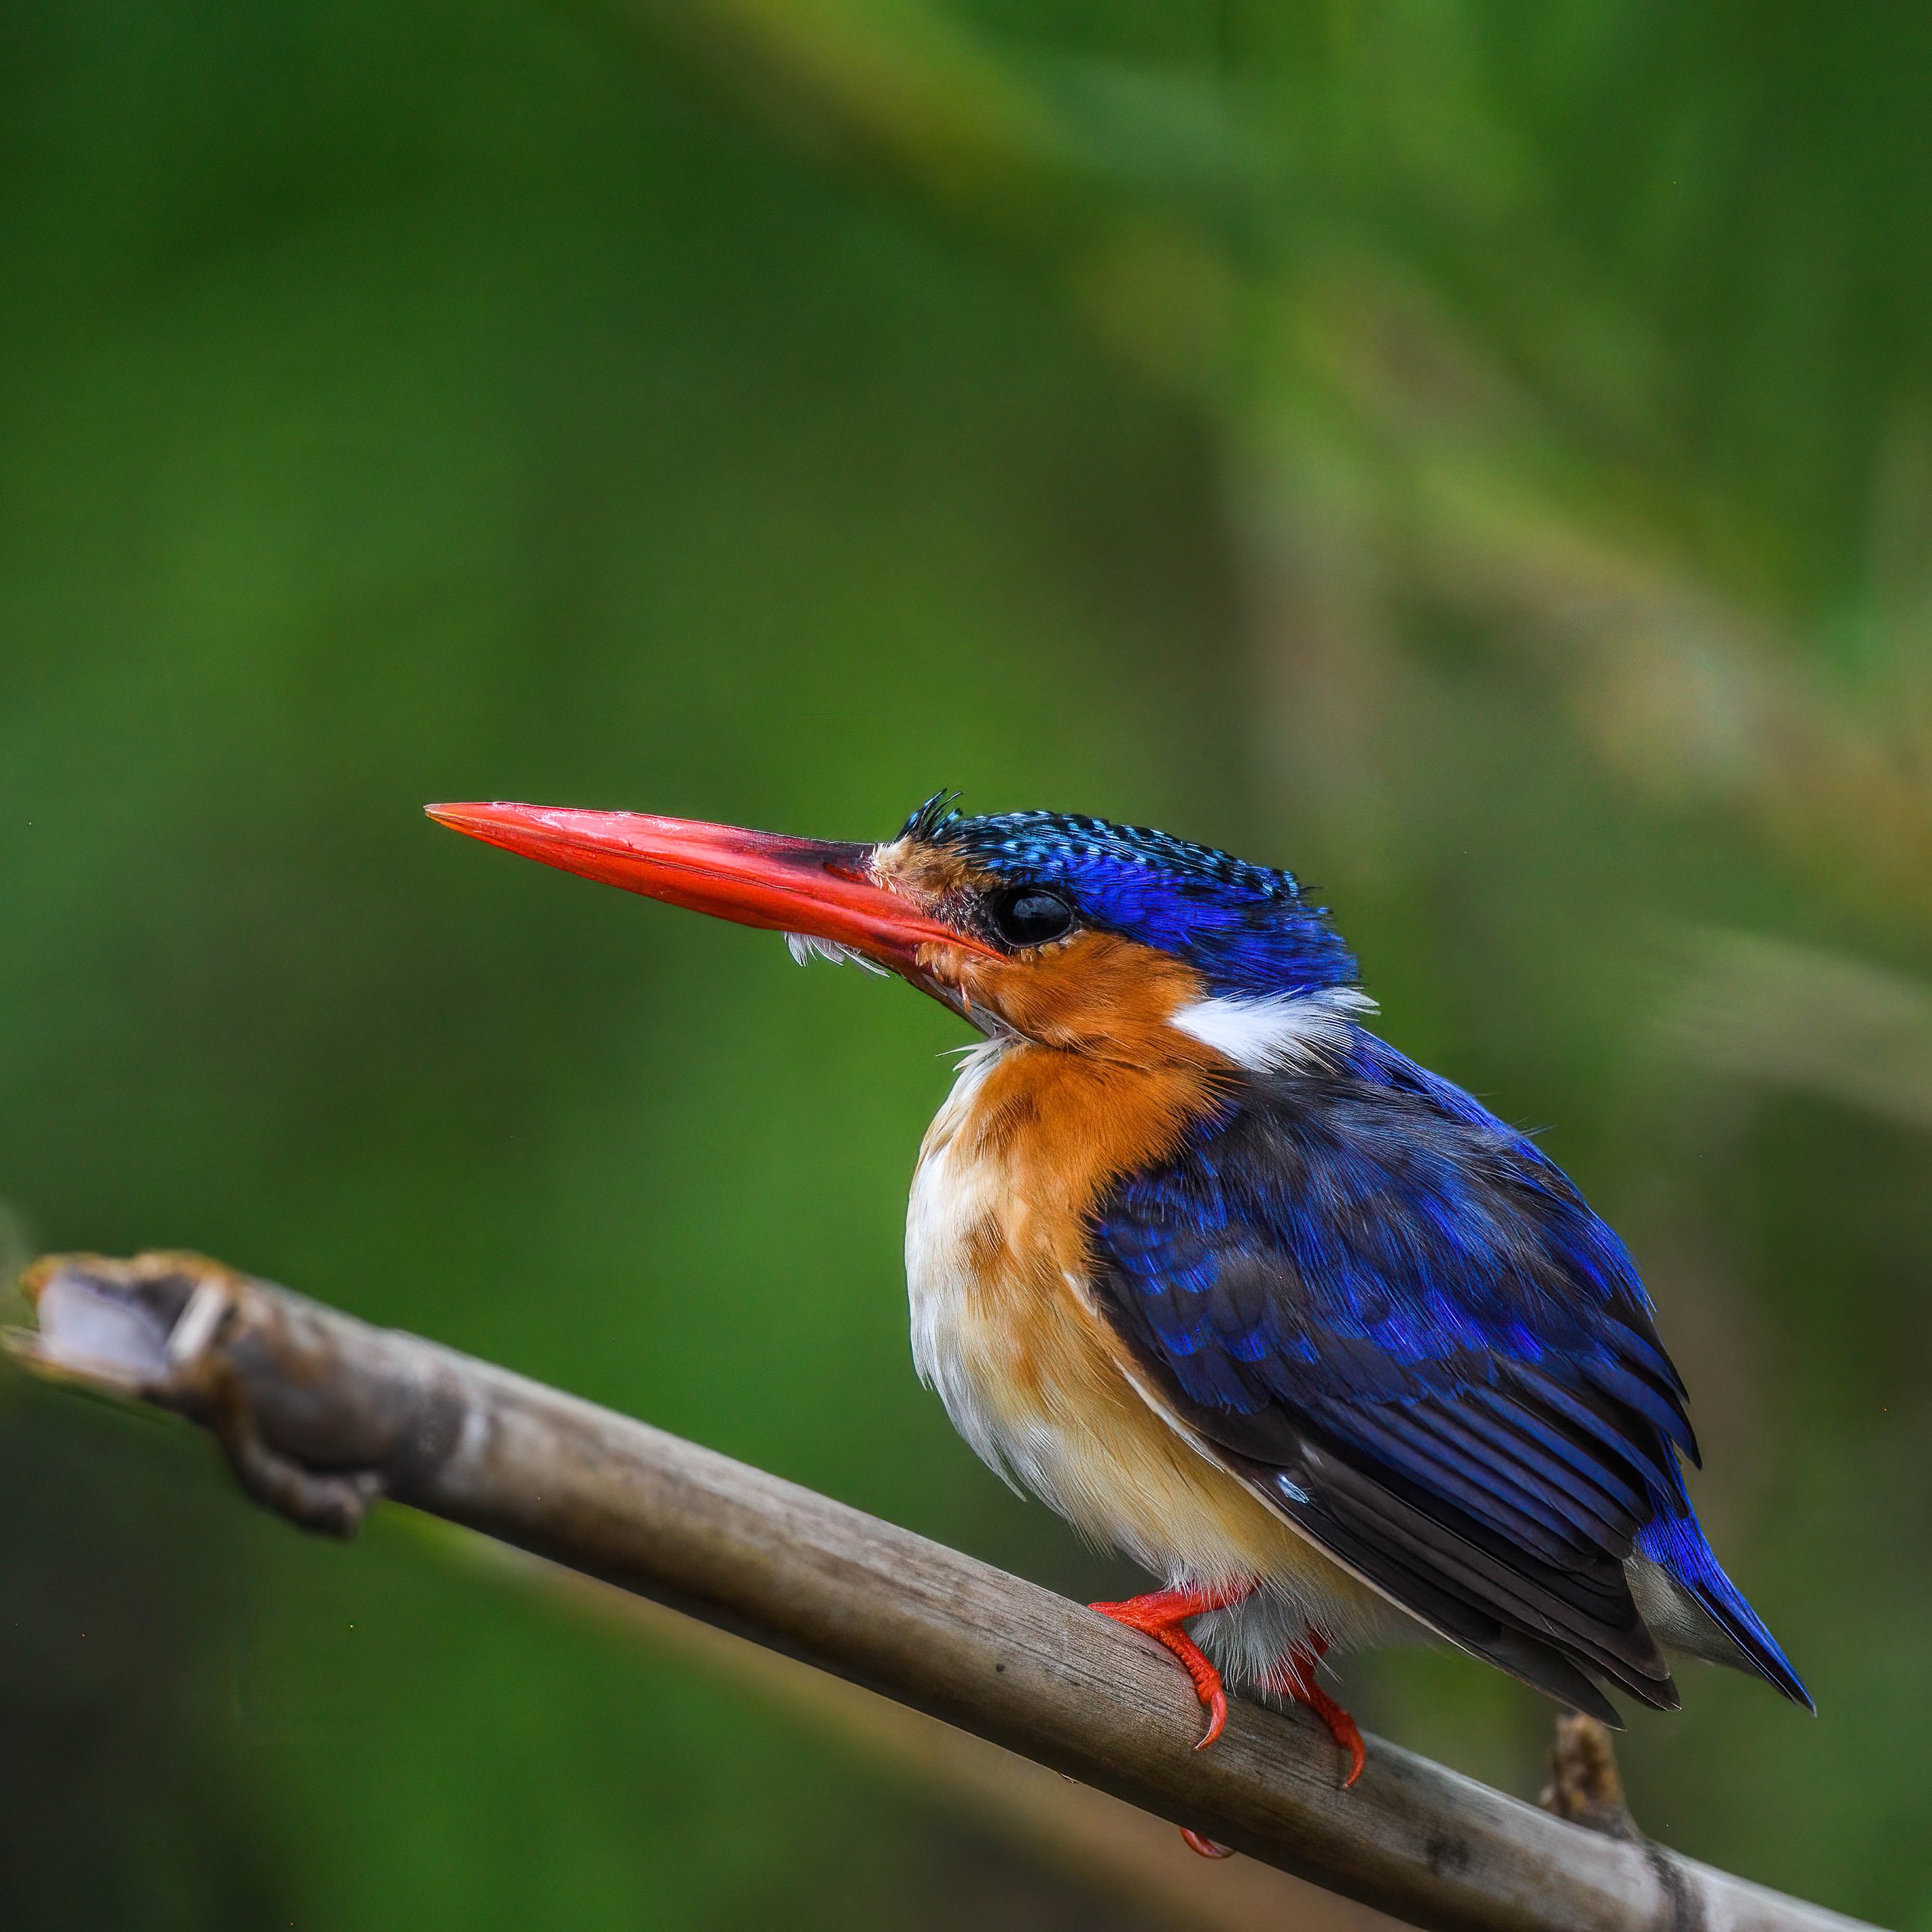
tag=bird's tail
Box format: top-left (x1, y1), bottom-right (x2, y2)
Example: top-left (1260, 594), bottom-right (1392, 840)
top-left (1635, 1508), bottom-right (1813, 1711)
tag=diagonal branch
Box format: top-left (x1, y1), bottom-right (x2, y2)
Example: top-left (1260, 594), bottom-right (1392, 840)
top-left (6, 1252), bottom-right (1870, 1932)
top-left (480, 1548), bottom-right (1399, 1931)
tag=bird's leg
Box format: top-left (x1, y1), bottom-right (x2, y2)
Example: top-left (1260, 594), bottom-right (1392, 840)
top-left (1090, 1580), bottom-right (1254, 1864)
top-left (1262, 1629), bottom-right (1366, 1789)
top-left (1087, 1579), bottom-right (1252, 1751)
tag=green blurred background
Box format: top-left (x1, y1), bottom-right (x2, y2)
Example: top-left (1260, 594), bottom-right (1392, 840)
top-left (6, 2), bottom-right (1932, 1926)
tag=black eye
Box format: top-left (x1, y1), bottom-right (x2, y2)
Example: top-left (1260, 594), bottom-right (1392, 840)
top-left (986, 886), bottom-right (1076, 948)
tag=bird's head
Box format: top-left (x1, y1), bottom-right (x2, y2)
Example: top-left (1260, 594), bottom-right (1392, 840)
top-left (427, 793), bottom-right (1368, 1070)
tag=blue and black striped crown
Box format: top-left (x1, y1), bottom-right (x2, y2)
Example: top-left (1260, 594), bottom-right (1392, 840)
top-left (895, 796), bottom-right (1357, 998)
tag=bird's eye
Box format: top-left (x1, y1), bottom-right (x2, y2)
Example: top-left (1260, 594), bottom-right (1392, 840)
top-left (985, 886), bottom-right (1075, 948)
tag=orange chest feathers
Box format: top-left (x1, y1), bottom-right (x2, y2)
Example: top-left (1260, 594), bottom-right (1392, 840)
top-left (909, 1037), bottom-right (1214, 1325)
top-left (904, 1036), bottom-right (1275, 1577)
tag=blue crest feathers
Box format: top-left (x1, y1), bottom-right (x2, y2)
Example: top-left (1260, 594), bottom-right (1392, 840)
top-left (906, 803), bottom-right (1358, 997)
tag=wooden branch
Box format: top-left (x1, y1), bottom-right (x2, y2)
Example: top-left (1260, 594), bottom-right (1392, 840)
top-left (476, 1546), bottom-right (1401, 1932)
top-left (7, 1252), bottom-right (1869, 1932)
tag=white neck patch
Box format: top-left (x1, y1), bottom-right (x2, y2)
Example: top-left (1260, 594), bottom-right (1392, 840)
top-left (1169, 987), bottom-right (1377, 1070)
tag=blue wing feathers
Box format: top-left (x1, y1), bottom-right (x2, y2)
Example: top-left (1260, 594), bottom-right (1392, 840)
top-left (1420, 1406), bottom-right (1630, 1547)
top-left (1088, 1031), bottom-right (1808, 1715)
top-left (1466, 1387), bottom-right (1648, 1523)
top-left (1339, 1406), bottom-right (1590, 1565)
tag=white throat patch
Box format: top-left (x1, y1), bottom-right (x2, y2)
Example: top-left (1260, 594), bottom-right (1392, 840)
top-left (1169, 987), bottom-right (1377, 1070)
top-left (785, 932), bottom-right (887, 975)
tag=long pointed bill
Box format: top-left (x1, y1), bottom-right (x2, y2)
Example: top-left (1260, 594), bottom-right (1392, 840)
top-left (425, 801), bottom-right (993, 972)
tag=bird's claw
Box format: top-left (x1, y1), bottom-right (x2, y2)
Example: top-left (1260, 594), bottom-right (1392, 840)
top-left (1264, 1634), bottom-right (1367, 1788)
top-left (1179, 1828), bottom-right (1233, 1860)
top-left (1088, 1585), bottom-right (1256, 1862)
top-left (1089, 1584), bottom-right (1248, 1751)
top-left (1307, 1683), bottom-right (1367, 1788)
top-left (1194, 1681), bottom-right (1228, 1751)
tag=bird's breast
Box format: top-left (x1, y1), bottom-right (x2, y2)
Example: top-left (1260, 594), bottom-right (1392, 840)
top-left (905, 1038), bottom-right (1317, 1586)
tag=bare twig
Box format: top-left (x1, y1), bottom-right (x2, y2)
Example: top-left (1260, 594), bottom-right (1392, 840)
top-left (7, 1252), bottom-right (1872, 1932)
top-left (1539, 1715), bottom-right (1637, 1843)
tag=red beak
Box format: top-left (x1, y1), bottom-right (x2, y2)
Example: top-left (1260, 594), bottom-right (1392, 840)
top-left (426, 801), bottom-right (992, 969)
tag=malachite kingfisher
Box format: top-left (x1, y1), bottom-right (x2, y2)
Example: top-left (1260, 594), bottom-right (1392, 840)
top-left (427, 793), bottom-right (1811, 1825)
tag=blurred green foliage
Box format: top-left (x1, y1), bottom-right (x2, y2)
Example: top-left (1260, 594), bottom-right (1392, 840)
top-left (5, 2), bottom-right (1932, 1926)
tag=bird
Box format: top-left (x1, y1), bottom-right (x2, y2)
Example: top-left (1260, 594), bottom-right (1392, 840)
top-left (426, 791), bottom-right (1811, 1828)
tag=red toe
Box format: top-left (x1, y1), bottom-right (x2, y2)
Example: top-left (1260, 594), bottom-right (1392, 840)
top-left (1179, 1828), bottom-right (1234, 1860)
top-left (1089, 1584), bottom-right (1252, 1753)
top-left (1263, 1630), bottom-right (1368, 1788)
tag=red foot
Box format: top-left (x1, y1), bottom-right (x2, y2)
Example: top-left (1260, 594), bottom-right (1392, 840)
top-left (1179, 1828), bottom-right (1233, 1860)
top-left (1088, 1582), bottom-right (1252, 1751)
top-left (1263, 1630), bottom-right (1366, 1788)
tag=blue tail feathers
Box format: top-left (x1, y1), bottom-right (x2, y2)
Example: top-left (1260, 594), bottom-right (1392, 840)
top-left (1636, 1509), bottom-right (1813, 1711)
